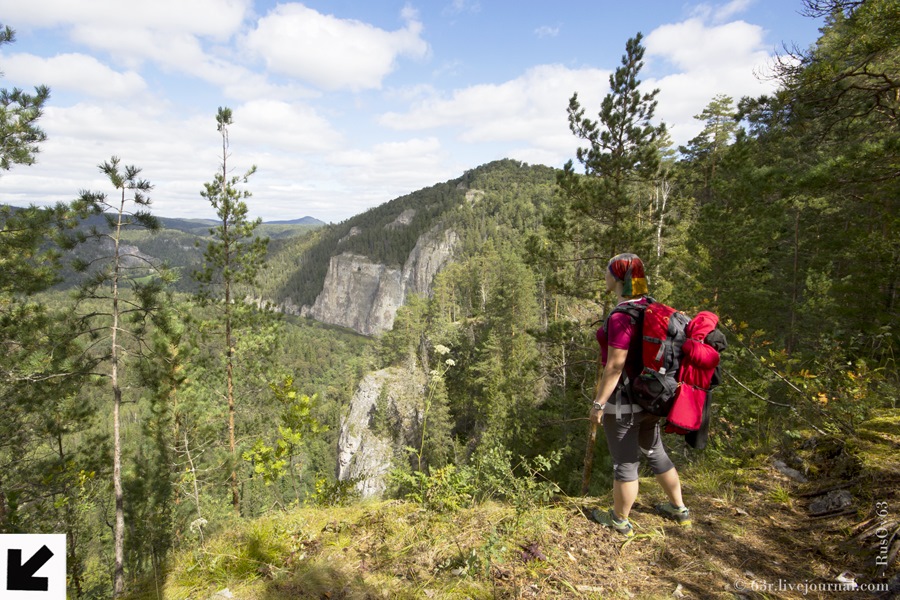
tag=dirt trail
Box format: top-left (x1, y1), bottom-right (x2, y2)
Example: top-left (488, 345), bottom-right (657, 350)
top-left (533, 411), bottom-right (900, 599)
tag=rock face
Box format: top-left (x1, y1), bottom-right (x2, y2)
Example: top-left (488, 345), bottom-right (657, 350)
top-left (387, 209), bottom-right (416, 228)
top-left (336, 365), bottom-right (426, 498)
top-left (303, 226), bottom-right (458, 336)
top-left (302, 254), bottom-right (404, 335)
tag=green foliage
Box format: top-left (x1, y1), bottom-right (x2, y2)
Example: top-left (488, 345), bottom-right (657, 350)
top-left (0, 25), bottom-right (49, 172)
top-left (670, 0), bottom-right (899, 442)
top-left (467, 447), bottom-right (563, 515)
top-left (678, 94), bottom-right (738, 206)
top-left (392, 445), bottom-right (562, 516)
top-left (0, 204), bottom-right (83, 294)
top-left (0, 35), bottom-right (118, 596)
top-left (391, 464), bottom-right (475, 513)
top-left (242, 377), bottom-right (324, 486)
top-left (306, 474), bottom-right (361, 507)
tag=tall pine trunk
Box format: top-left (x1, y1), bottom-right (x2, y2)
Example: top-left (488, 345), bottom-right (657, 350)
top-left (219, 128), bottom-right (240, 515)
top-left (112, 190), bottom-right (125, 597)
top-left (196, 107), bottom-right (267, 516)
top-left (226, 277), bottom-right (239, 513)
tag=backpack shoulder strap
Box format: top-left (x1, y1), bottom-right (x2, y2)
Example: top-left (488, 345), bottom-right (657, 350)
top-left (604, 298), bottom-right (652, 393)
top-left (607, 296), bottom-right (654, 325)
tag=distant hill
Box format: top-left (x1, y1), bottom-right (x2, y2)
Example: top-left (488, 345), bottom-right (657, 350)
top-left (156, 215), bottom-right (326, 237)
top-left (153, 215), bottom-right (325, 239)
top-left (156, 216), bottom-right (219, 234)
top-left (33, 208), bottom-right (326, 292)
top-left (265, 216), bottom-right (325, 226)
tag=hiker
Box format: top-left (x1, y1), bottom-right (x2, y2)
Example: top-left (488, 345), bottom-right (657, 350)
top-left (589, 253), bottom-right (690, 537)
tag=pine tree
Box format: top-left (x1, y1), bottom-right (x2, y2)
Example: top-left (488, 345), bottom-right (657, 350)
top-left (0, 31), bottom-right (107, 593)
top-left (548, 33), bottom-right (667, 298)
top-left (194, 107), bottom-right (268, 514)
top-left (679, 94), bottom-right (738, 205)
top-left (74, 157), bottom-right (171, 597)
top-left (0, 25), bottom-right (49, 172)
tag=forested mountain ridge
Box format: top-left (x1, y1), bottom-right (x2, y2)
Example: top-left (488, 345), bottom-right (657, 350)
top-left (255, 159), bottom-right (558, 334)
top-left (1, 2), bottom-right (898, 598)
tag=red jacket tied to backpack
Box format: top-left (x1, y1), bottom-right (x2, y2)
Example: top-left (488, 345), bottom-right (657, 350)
top-left (665, 311), bottom-right (721, 433)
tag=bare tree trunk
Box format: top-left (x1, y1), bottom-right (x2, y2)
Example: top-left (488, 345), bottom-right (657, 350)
top-left (226, 308), bottom-right (239, 514)
top-left (222, 136), bottom-right (240, 515)
top-left (182, 431), bottom-right (204, 544)
top-left (112, 191), bottom-right (126, 598)
top-left (57, 428), bottom-right (84, 598)
top-left (654, 179), bottom-right (669, 281)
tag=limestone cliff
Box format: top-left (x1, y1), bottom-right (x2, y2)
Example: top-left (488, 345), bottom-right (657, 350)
top-left (302, 226), bottom-right (458, 335)
top-left (336, 365), bottom-right (426, 498)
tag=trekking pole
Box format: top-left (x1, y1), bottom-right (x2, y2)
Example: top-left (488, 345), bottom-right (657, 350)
top-left (580, 352), bottom-right (603, 496)
top-left (581, 420), bottom-right (598, 496)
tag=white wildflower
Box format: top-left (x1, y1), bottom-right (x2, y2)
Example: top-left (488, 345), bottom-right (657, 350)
top-left (189, 517), bottom-right (208, 534)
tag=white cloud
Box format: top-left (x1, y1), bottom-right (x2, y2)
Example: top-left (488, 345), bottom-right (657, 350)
top-left (1, 52), bottom-right (147, 98)
top-left (233, 99), bottom-right (343, 153)
top-left (535, 25), bottom-right (561, 39)
top-left (0, 94), bottom-right (448, 222)
top-left (69, 26), bottom-right (211, 70)
top-left (331, 137), bottom-right (443, 171)
top-left (379, 10), bottom-right (782, 165)
top-left (0, 0), bottom-right (261, 93)
top-left (243, 4), bottom-right (430, 91)
top-left (0, 1), bottom-right (813, 223)
top-left (328, 137), bottom-right (452, 198)
top-left (400, 4), bottom-right (421, 23)
top-left (442, 0), bottom-right (481, 17)
top-left (61, 24), bottom-right (281, 99)
top-left (646, 18), bottom-right (769, 71)
top-left (381, 64), bottom-right (608, 132)
top-left (379, 64), bottom-right (609, 165)
top-left (0, 0), bottom-right (250, 38)
top-left (645, 16), bottom-right (777, 144)
top-left (0, 102), bottom-right (224, 218)
top-left (691, 0), bottom-right (756, 23)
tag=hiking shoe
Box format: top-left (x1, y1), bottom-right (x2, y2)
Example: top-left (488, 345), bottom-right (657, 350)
top-left (591, 508), bottom-right (635, 538)
top-left (655, 502), bottom-right (691, 526)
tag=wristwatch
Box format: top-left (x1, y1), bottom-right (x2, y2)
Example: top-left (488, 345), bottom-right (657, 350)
top-left (592, 402), bottom-right (605, 412)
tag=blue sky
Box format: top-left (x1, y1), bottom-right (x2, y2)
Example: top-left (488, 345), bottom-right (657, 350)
top-left (0, 1), bottom-right (823, 222)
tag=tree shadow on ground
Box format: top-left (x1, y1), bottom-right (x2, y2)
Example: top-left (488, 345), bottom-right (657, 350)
top-left (258, 559), bottom-right (383, 600)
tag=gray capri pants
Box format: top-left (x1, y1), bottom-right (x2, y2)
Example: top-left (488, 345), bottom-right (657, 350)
top-left (603, 409), bottom-right (675, 482)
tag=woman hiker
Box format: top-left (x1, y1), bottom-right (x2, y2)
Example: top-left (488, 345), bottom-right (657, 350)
top-left (589, 253), bottom-right (691, 537)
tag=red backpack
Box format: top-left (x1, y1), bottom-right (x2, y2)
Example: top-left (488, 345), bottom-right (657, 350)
top-left (610, 300), bottom-right (726, 447)
top-left (610, 299), bottom-right (691, 417)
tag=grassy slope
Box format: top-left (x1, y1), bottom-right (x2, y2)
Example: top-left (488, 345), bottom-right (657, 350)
top-left (134, 411), bottom-right (899, 600)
